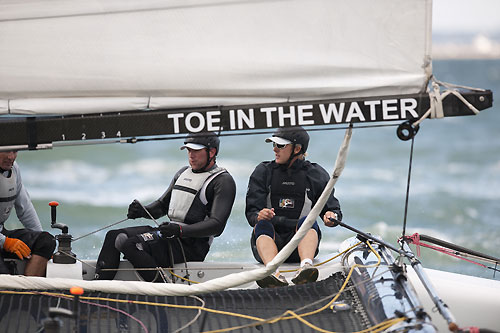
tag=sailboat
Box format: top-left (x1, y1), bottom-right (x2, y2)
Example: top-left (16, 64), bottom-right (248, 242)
top-left (1, 0), bottom-right (499, 332)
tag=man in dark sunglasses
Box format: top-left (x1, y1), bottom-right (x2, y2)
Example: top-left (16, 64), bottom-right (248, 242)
top-left (245, 126), bottom-right (342, 288)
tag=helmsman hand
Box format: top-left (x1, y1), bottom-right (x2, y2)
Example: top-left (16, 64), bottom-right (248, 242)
top-left (324, 211), bottom-right (339, 227)
top-left (127, 199), bottom-right (146, 219)
top-left (159, 222), bottom-right (182, 238)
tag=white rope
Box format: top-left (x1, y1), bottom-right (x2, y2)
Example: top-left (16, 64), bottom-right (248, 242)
top-left (430, 81), bottom-right (444, 119)
top-left (0, 126), bottom-right (353, 296)
top-left (413, 77), bottom-right (482, 127)
top-left (432, 77), bottom-right (486, 92)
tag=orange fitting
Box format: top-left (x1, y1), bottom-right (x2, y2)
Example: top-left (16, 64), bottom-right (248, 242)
top-left (70, 286), bottom-right (84, 296)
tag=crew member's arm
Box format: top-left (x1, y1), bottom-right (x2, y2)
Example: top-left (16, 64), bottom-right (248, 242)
top-left (245, 163), bottom-right (271, 227)
top-left (308, 164), bottom-right (342, 226)
top-left (179, 172), bottom-right (236, 237)
top-left (13, 164), bottom-right (42, 231)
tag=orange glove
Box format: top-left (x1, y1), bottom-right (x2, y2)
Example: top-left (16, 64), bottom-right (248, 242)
top-left (3, 237), bottom-right (31, 260)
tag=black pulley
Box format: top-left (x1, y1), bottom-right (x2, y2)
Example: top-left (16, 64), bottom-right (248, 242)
top-left (397, 120), bottom-right (420, 141)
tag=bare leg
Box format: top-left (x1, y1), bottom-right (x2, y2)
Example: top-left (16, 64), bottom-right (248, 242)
top-left (255, 235), bottom-right (289, 287)
top-left (297, 229), bottom-right (318, 262)
top-left (24, 254), bottom-right (49, 277)
top-left (291, 229), bottom-right (319, 285)
top-left (256, 235), bottom-right (278, 265)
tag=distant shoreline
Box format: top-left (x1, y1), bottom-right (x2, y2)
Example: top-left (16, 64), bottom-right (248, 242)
top-left (433, 45), bottom-right (500, 60)
top-left (432, 34), bottom-right (500, 60)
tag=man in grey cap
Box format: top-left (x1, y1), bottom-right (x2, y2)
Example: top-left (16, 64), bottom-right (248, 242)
top-left (246, 126), bottom-right (342, 288)
top-left (95, 132), bottom-right (236, 282)
top-left (0, 150), bottom-right (56, 276)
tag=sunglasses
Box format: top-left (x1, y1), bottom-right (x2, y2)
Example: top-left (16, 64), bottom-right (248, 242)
top-left (272, 142), bottom-right (288, 149)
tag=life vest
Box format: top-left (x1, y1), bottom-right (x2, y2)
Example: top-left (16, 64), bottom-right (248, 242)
top-left (0, 168), bottom-right (17, 224)
top-left (168, 166), bottom-right (226, 223)
top-left (268, 167), bottom-right (312, 220)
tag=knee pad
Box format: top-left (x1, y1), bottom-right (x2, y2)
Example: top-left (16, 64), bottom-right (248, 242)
top-left (297, 218), bottom-right (320, 234)
top-left (31, 232), bottom-right (56, 259)
top-left (104, 229), bottom-right (125, 243)
top-left (254, 220), bottom-right (275, 239)
top-left (114, 233), bottom-right (128, 251)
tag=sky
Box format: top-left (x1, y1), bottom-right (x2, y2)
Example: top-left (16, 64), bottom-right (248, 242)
top-left (433, 0), bottom-right (500, 34)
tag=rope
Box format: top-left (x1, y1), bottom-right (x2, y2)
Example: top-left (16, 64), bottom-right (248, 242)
top-left (201, 241), bottom-right (409, 333)
top-left (137, 200), bottom-right (161, 226)
top-left (405, 233), bottom-right (491, 270)
top-left (0, 251), bottom-right (410, 333)
top-left (173, 295), bottom-right (205, 333)
top-left (401, 135), bottom-right (415, 239)
top-left (5, 289), bottom-right (150, 332)
top-left (413, 76), bottom-right (483, 127)
top-left (73, 217), bottom-right (129, 241)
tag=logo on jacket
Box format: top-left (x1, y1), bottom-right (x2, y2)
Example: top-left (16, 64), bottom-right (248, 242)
top-left (139, 232), bottom-right (156, 242)
top-left (279, 198), bottom-right (295, 209)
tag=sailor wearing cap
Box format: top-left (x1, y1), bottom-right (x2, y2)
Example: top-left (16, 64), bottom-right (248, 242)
top-left (95, 132), bottom-right (236, 282)
top-left (246, 126), bottom-right (342, 288)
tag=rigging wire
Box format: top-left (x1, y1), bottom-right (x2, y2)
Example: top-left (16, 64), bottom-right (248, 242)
top-left (129, 123), bottom-right (397, 145)
top-left (401, 134), bottom-right (416, 240)
top-left (72, 217), bottom-right (129, 242)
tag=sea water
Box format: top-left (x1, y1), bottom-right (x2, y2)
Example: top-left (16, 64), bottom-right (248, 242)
top-left (6, 60), bottom-right (500, 280)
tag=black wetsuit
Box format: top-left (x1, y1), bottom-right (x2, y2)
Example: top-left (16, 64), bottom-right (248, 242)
top-left (95, 164), bottom-right (236, 281)
top-left (245, 159), bottom-right (342, 263)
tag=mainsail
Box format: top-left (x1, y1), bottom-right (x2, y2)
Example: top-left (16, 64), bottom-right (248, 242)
top-left (0, 0), bottom-right (492, 148)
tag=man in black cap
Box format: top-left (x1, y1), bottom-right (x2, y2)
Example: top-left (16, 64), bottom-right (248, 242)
top-left (246, 126), bottom-right (342, 288)
top-left (94, 132), bottom-right (236, 282)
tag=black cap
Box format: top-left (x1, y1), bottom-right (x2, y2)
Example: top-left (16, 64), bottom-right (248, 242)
top-left (180, 132), bottom-right (220, 155)
top-left (265, 126), bottom-right (309, 154)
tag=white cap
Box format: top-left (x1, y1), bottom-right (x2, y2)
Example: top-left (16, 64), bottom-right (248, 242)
top-left (265, 136), bottom-right (292, 145)
top-left (180, 143), bottom-right (206, 150)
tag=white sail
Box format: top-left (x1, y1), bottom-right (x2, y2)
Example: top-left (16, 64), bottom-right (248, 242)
top-left (0, 0), bottom-right (432, 115)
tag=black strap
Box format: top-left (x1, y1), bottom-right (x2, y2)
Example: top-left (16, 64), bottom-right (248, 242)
top-left (26, 117), bottom-right (38, 150)
top-left (172, 185), bottom-right (197, 194)
top-left (0, 194), bottom-right (17, 202)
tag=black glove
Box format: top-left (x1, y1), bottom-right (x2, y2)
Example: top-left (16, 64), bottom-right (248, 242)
top-left (159, 222), bottom-right (182, 238)
top-left (127, 200), bottom-right (146, 219)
